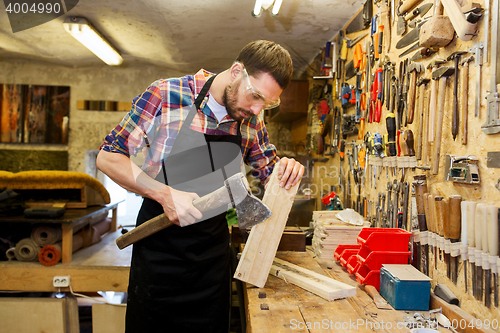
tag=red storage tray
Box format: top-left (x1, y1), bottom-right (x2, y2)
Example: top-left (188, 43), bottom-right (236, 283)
top-left (357, 228), bottom-right (412, 252)
top-left (355, 264), bottom-right (381, 290)
top-left (339, 249), bottom-right (359, 267)
top-left (346, 254), bottom-right (360, 274)
top-left (334, 244), bottom-right (361, 261)
top-left (356, 247), bottom-right (411, 271)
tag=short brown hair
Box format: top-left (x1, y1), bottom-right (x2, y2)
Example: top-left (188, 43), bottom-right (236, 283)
top-left (236, 40), bottom-right (293, 89)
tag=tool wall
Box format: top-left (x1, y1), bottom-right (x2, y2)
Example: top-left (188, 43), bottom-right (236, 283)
top-left (308, 0), bottom-right (500, 323)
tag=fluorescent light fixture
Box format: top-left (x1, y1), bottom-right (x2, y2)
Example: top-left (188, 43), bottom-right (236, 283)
top-left (253, 0), bottom-right (263, 16)
top-left (253, 0), bottom-right (282, 17)
top-left (63, 17), bottom-right (123, 66)
top-left (271, 0), bottom-right (283, 16)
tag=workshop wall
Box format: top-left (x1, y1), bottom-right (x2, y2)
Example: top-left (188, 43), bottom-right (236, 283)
top-left (306, 0), bottom-right (500, 327)
top-left (0, 60), bottom-right (180, 173)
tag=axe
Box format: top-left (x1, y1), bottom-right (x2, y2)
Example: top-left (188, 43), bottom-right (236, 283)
top-left (116, 172), bottom-right (272, 249)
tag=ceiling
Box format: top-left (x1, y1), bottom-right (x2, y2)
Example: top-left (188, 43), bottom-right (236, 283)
top-left (0, 0), bottom-right (364, 79)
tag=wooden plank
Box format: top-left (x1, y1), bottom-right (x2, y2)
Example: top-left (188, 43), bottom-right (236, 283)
top-left (270, 257), bottom-right (356, 301)
top-left (0, 298), bottom-right (67, 333)
top-left (92, 303), bottom-right (126, 333)
top-left (430, 294), bottom-right (497, 333)
top-left (234, 163), bottom-right (301, 287)
top-left (61, 223), bottom-right (74, 264)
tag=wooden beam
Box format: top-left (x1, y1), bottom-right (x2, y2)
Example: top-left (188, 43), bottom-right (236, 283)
top-left (430, 294), bottom-right (497, 333)
top-left (270, 257), bottom-right (356, 301)
top-left (234, 163), bottom-right (300, 287)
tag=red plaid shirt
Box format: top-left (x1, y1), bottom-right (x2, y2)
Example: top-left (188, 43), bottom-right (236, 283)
top-left (100, 69), bottom-right (278, 183)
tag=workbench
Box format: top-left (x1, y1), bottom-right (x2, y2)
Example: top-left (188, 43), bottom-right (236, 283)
top-left (245, 249), bottom-right (457, 333)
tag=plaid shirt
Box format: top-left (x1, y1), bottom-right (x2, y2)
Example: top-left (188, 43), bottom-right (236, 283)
top-left (100, 69), bottom-right (278, 183)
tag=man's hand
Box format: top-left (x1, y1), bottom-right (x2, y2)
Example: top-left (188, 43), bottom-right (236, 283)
top-left (152, 186), bottom-right (203, 227)
top-left (276, 157), bottom-right (305, 190)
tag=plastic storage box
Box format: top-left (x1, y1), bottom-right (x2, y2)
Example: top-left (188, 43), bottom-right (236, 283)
top-left (379, 264), bottom-right (432, 310)
top-left (334, 244), bottom-right (361, 261)
top-left (356, 247), bottom-right (411, 270)
top-left (357, 228), bottom-right (412, 252)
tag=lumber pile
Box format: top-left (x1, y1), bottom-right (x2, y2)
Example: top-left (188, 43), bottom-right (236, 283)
top-left (312, 210), bottom-right (367, 264)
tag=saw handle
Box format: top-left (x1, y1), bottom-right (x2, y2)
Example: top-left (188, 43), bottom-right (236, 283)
top-left (116, 186), bottom-right (229, 249)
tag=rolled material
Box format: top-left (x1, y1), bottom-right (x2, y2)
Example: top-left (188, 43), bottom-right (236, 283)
top-left (14, 238), bottom-right (41, 262)
top-left (31, 225), bottom-right (62, 247)
top-left (38, 217), bottom-right (111, 266)
top-left (5, 247), bottom-right (16, 260)
top-left (39, 233), bottom-right (84, 266)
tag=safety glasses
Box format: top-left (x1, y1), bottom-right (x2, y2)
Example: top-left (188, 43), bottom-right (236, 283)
top-left (241, 68), bottom-right (280, 110)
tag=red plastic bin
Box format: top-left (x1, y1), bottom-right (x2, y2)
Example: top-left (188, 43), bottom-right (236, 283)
top-left (339, 249), bottom-right (359, 267)
top-left (356, 247), bottom-right (411, 271)
top-left (357, 228), bottom-right (412, 252)
top-left (346, 255), bottom-right (360, 274)
top-left (334, 244), bottom-right (361, 261)
top-left (355, 264), bottom-right (381, 290)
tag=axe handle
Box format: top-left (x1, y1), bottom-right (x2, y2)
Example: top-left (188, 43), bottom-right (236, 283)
top-left (400, 0), bottom-right (422, 15)
top-left (461, 62), bottom-right (469, 145)
top-left (428, 78), bottom-right (438, 143)
top-left (407, 71), bottom-right (417, 124)
top-left (116, 185), bottom-right (231, 249)
top-left (416, 83), bottom-right (426, 160)
top-left (431, 77), bottom-right (447, 175)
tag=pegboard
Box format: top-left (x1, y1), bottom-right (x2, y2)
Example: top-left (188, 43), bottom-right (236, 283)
top-left (305, 0), bottom-right (500, 326)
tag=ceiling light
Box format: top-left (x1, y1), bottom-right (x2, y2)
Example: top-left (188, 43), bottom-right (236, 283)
top-left (63, 17), bottom-right (123, 66)
top-left (252, 0), bottom-right (283, 17)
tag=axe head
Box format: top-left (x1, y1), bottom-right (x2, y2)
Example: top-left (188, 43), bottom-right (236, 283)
top-left (225, 173), bottom-right (272, 229)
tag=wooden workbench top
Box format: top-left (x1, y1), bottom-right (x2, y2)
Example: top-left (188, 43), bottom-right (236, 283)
top-left (245, 249), bottom-right (454, 333)
top-left (0, 229), bottom-right (131, 293)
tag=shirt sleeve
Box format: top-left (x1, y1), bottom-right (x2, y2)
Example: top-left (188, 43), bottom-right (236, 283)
top-left (100, 80), bottom-right (162, 157)
top-left (246, 119), bottom-right (279, 183)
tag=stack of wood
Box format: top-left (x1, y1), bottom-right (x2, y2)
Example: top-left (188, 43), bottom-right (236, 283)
top-left (312, 210), bottom-right (368, 264)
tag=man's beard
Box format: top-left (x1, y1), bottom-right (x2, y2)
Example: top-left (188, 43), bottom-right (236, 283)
top-left (222, 79), bottom-right (252, 122)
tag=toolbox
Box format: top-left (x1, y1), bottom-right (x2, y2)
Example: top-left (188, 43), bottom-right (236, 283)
top-left (379, 264), bottom-right (432, 311)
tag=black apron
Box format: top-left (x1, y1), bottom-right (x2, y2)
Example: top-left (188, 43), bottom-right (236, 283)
top-left (125, 75), bottom-right (243, 333)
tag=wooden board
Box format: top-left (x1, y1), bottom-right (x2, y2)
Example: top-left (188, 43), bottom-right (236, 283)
top-left (234, 163), bottom-right (301, 287)
top-left (0, 298), bottom-right (68, 333)
top-left (92, 303), bottom-right (126, 333)
top-left (270, 257), bottom-right (356, 301)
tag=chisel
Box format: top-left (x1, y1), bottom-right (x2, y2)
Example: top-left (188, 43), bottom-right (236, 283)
top-left (460, 201), bottom-right (469, 292)
top-left (475, 204), bottom-right (487, 301)
top-left (435, 196), bottom-right (446, 274)
top-left (486, 205), bottom-right (498, 308)
top-left (449, 195), bottom-right (462, 285)
top-left (423, 193), bottom-right (432, 275)
top-left (467, 202), bottom-right (477, 297)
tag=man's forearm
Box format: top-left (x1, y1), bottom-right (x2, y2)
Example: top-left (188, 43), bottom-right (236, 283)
top-left (96, 150), bottom-right (164, 201)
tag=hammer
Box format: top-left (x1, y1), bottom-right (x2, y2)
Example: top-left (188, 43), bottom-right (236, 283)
top-left (406, 62), bottom-right (424, 124)
top-left (426, 58), bottom-right (446, 144)
top-left (447, 51), bottom-right (468, 141)
top-left (431, 66), bottom-right (455, 175)
top-left (416, 77), bottom-right (430, 163)
top-left (116, 173), bottom-right (272, 249)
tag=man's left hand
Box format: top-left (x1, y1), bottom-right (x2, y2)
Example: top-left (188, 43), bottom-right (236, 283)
top-left (277, 157), bottom-right (305, 190)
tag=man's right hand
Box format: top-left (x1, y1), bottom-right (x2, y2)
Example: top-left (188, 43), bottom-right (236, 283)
top-left (152, 186), bottom-right (203, 227)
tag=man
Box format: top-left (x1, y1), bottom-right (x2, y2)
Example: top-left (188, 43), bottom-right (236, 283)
top-left (97, 40), bottom-right (304, 332)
